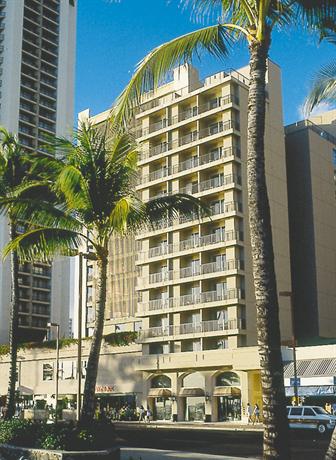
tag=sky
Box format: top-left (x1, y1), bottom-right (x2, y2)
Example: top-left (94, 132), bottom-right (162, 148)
top-left (75, 0), bottom-right (335, 125)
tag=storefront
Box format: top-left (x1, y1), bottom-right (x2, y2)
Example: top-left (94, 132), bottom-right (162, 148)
top-left (180, 372), bottom-right (206, 422)
top-left (148, 375), bottom-right (172, 421)
top-left (213, 372), bottom-right (242, 422)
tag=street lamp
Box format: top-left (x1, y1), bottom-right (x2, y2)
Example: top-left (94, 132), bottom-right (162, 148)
top-left (47, 322), bottom-right (60, 423)
top-left (279, 291), bottom-right (299, 406)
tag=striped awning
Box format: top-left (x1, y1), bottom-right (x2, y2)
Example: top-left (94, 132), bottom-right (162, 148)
top-left (179, 388), bottom-right (205, 397)
top-left (148, 388), bottom-right (172, 398)
top-left (284, 358), bottom-right (336, 378)
top-left (213, 386), bottom-right (241, 397)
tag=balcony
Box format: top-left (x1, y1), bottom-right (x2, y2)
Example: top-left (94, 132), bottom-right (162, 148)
top-left (136, 95), bottom-right (239, 138)
top-left (139, 200), bottom-right (243, 236)
top-left (139, 120), bottom-right (239, 162)
top-left (138, 317), bottom-right (244, 341)
top-left (140, 259), bottom-right (243, 288)
top-left (180, 173), bottom-right (241, 196)
top-left (138, 288), bottom-right (244, 315)
top-left (137, 230), bottom-right (243, 262)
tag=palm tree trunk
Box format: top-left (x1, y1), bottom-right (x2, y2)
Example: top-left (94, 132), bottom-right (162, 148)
top-left (80, 255), bottom-right (108, 425)
top-left (325, 429), bottom-right (336, 459)
top-left (4, 221), bottom-right (20, 419)
top-left (247, 39), bottom-right (290, 460)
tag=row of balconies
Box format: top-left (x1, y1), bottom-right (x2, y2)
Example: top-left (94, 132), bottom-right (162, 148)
top-left (139, 120), bottom-right (240, 162)
top-left (135, 95), bottom-right (239, 138)
top-left (137, 230), bottom-right (243, 262)
top-left (138, 288), bottom-right (244, 315)
top-left (138, 317), bottom-right (244, 340)
top-left (141, 200), bottom-right (243, 235)
top-left (139, 259), bottom-right (244, 287)
top-left (139, 146), bottom-right (241, 185)
top-left (147, 172), bottom-right (240, 201)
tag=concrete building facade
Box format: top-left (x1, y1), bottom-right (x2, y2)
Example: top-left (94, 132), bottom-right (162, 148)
top-left (77, 61), bottom-right (295, 422)
top-left (0, 0), bottom-right (76, 342)
top-left (285, 113), bottom-right (336, 339)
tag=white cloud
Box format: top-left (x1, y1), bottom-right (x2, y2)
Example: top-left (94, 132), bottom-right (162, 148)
top-left (297, 101), bottom-right (335, 120)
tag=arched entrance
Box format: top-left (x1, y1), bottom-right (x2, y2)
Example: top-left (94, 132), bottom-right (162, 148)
top-left (148, 375), bottom-right (172, 421)
top-left (180, 372), bottom-right (205, 422)
top-left (214, 371), bottom-right (241, 421)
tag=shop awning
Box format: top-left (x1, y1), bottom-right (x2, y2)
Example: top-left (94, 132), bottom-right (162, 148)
top-left (17, 385), bottom-right (33, 396)
top-left (213, 386), bottom-right (241, 397)
top-left (148, 388), bottom-right (172, 398)
top-left (179, 388), bottom-right (205, 397)
top-left (284, 358), bottom-right (336, 378)
top-left (285, 385), bottom-right (336, 397)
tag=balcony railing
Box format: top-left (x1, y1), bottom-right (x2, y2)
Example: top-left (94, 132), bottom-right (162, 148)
top-left (138, 317), bottom-right (244, 340)
top-left (140, 259), bottom-right (243, 287)
top-left (135, 95), bottom-right (239, 138)
top-left (138, 230), bottom-right (243, 261)
top-left (139, 146), bottom-right (241, 185)
top-left (139, 288), bottom-right (243, 314)
top-left (139, 120), bottom-right (240, 161)
top-left (141, 200), bottom-right (243, 235)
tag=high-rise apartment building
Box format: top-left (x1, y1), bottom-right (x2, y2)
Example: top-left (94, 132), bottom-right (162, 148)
top-left (80, 61), bottom-right (295, 422)
top-left (0, 0), bottom-right (76, 342)
top-left (285, 111), bottom-right (336, 339)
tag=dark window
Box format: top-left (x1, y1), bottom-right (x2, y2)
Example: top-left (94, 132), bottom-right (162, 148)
top-left (304, 408), bottom-right (315, 416)
top-left (290, 407), bottom-right (303, 416)
top-left (216, 371), bottom-right (240, 387)
top-left (151, 375), bottom-right (171, 388)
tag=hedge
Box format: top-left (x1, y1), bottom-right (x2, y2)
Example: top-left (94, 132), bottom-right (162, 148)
top-left (0, 331), bottom-right (138, 357)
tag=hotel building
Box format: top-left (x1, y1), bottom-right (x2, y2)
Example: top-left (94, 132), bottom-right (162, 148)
top-left (285, 110), bottom-right (336, 340)
top-left (0, 0), bottom-right (76, 342)
top-left (79, 60), bottom-right (295, 422)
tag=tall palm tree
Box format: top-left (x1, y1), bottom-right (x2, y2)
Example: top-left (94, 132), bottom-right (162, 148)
top-left (113, 2), bottom-right (336, 458)
top-left (4, 122), bottom-right (207, 425)
top-left (0, 128), bottom-right (29, 419)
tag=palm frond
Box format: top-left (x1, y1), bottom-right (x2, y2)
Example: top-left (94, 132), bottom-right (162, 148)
top-left (3, 227), bottom-right (85, 262)
top-left (305, 61), bottom-right (336, 113)
top-left (113, 24), bottom-right (232, 127)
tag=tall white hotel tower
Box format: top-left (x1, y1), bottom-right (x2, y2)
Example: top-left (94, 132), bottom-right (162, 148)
top-left (0, 0), bottom-right (76, 342)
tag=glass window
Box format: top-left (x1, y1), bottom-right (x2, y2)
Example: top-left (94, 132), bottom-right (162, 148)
top-left (42, 363), bottom-right (53, 381)
top-left (216, 371), bottom-right (241, 387)
top-left (62, 361), bottom-right (74, 380)
top-left (304, 408), bottom-right (315, 416)
top-left (314, 407), bottom-right (328, 415)
top-left (183, 372), bottom-right (205, 388)
top-left (290, 407), bottom-right (303, 416)
top-left (151, 375), bottom-right (171, 388)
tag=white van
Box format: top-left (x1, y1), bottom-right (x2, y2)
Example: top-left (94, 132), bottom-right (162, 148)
top-left (287, 405), bottom-right (336, 433)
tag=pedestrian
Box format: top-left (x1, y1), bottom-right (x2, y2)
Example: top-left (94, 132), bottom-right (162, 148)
top-left (253, 403), bottom-right (260, 424)
top-left (138, 405), bottom-right (145, 422)
top-left (332, 402), bottom-right (336, 416)
top-left (146, 407), bottom-right (152, 423)
top-left (246, 403), bottom-right (253, 423)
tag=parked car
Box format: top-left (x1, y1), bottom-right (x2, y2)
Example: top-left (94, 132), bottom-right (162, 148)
top-left (287, 405), bottom-right (336, 433)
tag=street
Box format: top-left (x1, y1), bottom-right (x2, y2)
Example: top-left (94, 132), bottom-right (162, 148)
top-left (115, 424), bottom-right (331, 460)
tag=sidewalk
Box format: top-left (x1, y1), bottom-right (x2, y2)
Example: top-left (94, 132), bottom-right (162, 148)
top-left (115, 421), bottom-right (263, 432)
top-left (121, 447), bottom-right (259, 460)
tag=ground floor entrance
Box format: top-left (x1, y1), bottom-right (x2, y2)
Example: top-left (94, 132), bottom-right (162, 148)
top-left (185, 397), bottom-right (205, 422)
top-left (217, 396), bottom-right (241, 421)
top-left (153, 397), bottom-right (172, 420)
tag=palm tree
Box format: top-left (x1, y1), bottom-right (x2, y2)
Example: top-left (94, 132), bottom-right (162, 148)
top-left (0, 128), bottom-right (29, 419)
top-left (4, 122), bottom-right (207, 425)
top-left (305, 31), bottom-right (336, 113)
top-left (113, 2), bottom-right (336, 458)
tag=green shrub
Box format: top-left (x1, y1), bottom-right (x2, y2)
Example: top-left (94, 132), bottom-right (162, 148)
top-left (0, 419), bottom-right (116, 451)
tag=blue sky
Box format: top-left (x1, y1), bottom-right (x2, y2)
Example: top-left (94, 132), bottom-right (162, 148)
top-left (75, 0), bottom-right (334, 125)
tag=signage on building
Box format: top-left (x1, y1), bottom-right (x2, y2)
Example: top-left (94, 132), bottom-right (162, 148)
top-left (290, 377), bottom-right (301, 387)
top-left (95, 385), bottom-right (117, 394)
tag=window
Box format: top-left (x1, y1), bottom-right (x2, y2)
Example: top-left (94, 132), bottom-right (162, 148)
top-left (303, 408), bottom-right (315, 416)
top-left (290, 407), bottom-right (303, 416)
top-left (61, 361), bottom-right (75, 380)
top-left (42, 363), bottom-right (53, 381)
top-left (332, 148), bottom-right (336, 167)
top-left (151, 375), bottom-right (171, 389)
top-left (216, 372), bottom-right (241, 387)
